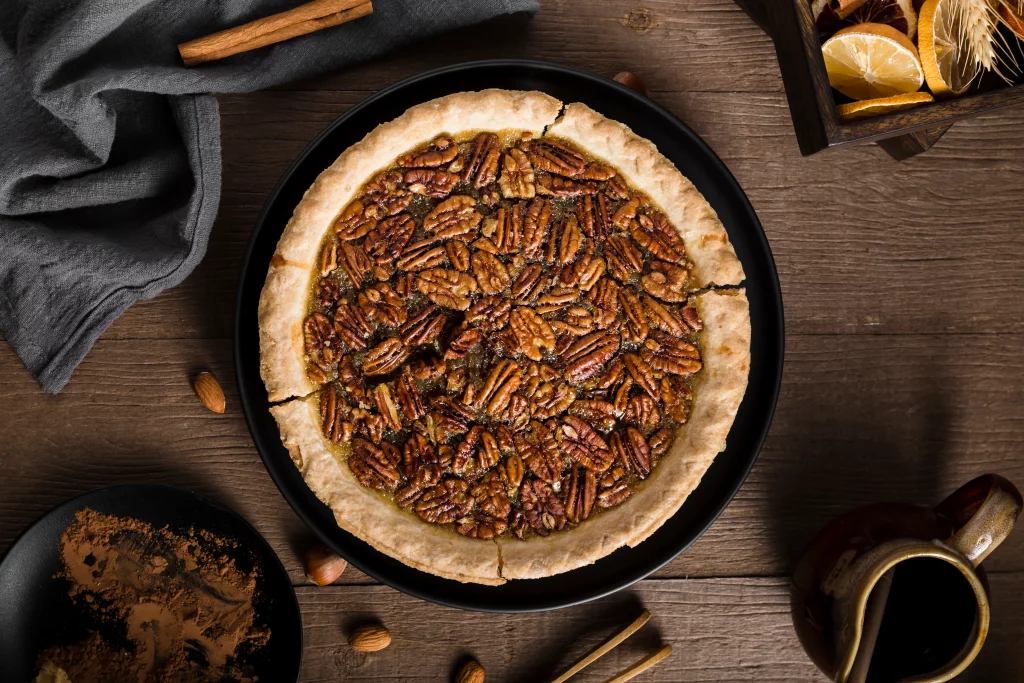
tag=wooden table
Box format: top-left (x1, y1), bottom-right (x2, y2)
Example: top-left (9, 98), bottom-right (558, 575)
top-left (3, 1), bottom-right (1024, 680)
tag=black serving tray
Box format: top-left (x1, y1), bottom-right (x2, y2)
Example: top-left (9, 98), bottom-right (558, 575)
top-left (235, 59), bottom-right (784, 612)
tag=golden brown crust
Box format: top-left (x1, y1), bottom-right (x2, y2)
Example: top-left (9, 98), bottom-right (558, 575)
top-left (259, 90), bottom-right (564, 402)
top-left (270, 398), bottom-right (504, 585)
top-left (496, 289), bottom-right (751, 579)
top-left (545, 102), bottom-right (744, 288)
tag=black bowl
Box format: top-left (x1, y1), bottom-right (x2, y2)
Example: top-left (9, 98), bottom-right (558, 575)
top-left (235, 59), bottom-right (784, 612)
top-left (0, 484), bottom-right (302, 682)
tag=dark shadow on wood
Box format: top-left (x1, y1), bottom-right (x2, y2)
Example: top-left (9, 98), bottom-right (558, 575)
top-left (876, 124), bottom-right (954, 161)
top-left (733, 0), bottom-right (769, 32)
top-left (765, 360), bottom-right (952, 573)
top-left (0, 451), bottom-right (210, 555)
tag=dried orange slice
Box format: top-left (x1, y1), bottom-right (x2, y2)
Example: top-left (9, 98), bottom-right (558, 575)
top-left (998, 1), bottom-right (1024, 39)
top-left (918, 0), bottom-right (981, 97)
top-left (812, 0), bottom-right (918, 40)
top-left (836, 92), bottom-right (935, 120)
top-left (822, 23), bottom-right (925, 100)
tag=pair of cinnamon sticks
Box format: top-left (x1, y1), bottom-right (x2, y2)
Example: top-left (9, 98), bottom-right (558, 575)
top-left (549, 611), bottom-right (672, 683)
top-left (178, 0), bottom-right (372, 67)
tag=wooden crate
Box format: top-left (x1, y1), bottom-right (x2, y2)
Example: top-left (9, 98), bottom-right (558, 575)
top-left (743, 0), bottom-right (1024, 158)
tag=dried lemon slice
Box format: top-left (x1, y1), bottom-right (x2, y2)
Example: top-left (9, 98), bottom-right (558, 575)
top-left (836, 92), bottom-right (935, 121)
top-left (822, 23), bottom-right (925, 100)
top-left (919, 0), bottom-right (981, 97)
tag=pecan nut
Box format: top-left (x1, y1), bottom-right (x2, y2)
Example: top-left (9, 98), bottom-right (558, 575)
top-left (358, 283), bottom-right (407, 328)
top-left (562, 332), bottom-right (620, 384)
top-left (415, 479), bottom-right (474, 524)
top-left (396, 373), bottom-right (426, 421)
top-left (564, 466), bottom-right (598, 523)
top-left (362, 338), bottom-right (411, 376)
top-left (445, 240), bottom-right (472, 272)
top-left (304, 312), bottom-right (339, 370)
top-left (536, 174), bottom-right (598, 196)
top-left (371, 383), bottom-right (403, 431)
top-left (576, 194), bottom-right (612, 240)
top-left (530, 381), bottom-right (577, 421)
top-left (335, 200), bottom-right (381, 241)
top-left (515, 420), bottom-right (563, 484)
top-left (474, 360), bottom-right (523, 418)
top-left (509, 307), bottom-right (556, 361)
top-left (526, 140), bottom-right (586, 177)
top-left (349, 438), bottom-right (401, 491)
top-left (623, 352), bottom-right (661, 400)
top-left (397, 240), bottom-right (447, 272)
top-left (445, 327), bottom-right (483, 360)
top-left (400, 305), bottom-right (447, 346)
top-left (462, 133), bottom-right (500, 188)
top-left (471, 250), bottom-right (512, 295)
top-left (424, 195), bottom-right (482, 238)
top-left (464, 295), bottom-right (512, 334)
top-left (641, 331), bottom-right (703, 376)
top-left (498, 148), bottom-right (536, 199)
top-left (364, 213), bottom-right (415, 264)
top-left (320, 384), bottom-right (352, 443)
top-left (404, 168), bottom-right (459, 198)
top-left (611, 428), bottom-right (651, 479)
top-left (558, 416), bottom-right (614, 472)
top-left (520, 479), bottom-right (567, 536)
top-left (522, 198), bottom-right (553, 258)
top-left (604, 234), bottom-right (645, 284)
top-left (397, 136), bottom-right (458, 168)
top-left (416, 269), bottom-right (479, 310)
top-left (632, 211), bottom-right (685, 261)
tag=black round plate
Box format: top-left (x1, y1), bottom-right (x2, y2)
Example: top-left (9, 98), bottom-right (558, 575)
top-left (235, 60), bottom-right (784, 612)
top-left (0, 484), bottom-right (302, 683)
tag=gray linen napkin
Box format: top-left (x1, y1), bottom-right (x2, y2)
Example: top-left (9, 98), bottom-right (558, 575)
top-left (0, 0), bottom-right (537, 392)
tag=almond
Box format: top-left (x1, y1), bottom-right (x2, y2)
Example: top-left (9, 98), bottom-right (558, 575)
top-left (303, 544), bottom-right (347, 586)
top-left (456, 660), bottom-right (485, 683)
top-left (349, 624), bottom-right (391, 652)
top-left (193, 371), bottom-right (225, 413)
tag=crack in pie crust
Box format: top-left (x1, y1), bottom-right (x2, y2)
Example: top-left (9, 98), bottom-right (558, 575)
top-left (259, 90), bottom-right (750, 584)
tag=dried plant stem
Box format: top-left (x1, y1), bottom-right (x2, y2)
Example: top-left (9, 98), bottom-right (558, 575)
top-left (959, 0), bottom-right (1023, 79)
top-left (958, 0), bottom-right (1000, 71)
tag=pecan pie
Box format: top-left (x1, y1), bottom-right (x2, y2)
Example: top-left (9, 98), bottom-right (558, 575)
top-left (259, 90), bottom-right (751, 585)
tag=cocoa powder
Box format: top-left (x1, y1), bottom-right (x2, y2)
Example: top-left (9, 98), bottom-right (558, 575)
top-left (34, 509), bottom-right (269, 683)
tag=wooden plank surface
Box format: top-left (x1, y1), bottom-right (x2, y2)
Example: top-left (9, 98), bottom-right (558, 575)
top-left (2, 0), bottom-right (1024, 680)
top-left (2, 332), bottom-right (1022, 582)
top-left (293, 577), bottom-right (1024, 681)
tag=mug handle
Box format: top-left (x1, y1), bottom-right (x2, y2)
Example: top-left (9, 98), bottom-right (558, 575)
top-left (934, 474), bottom-right (1023, 567)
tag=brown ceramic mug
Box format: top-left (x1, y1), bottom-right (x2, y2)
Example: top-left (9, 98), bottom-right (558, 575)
top-left (792, 474), bottom-right (1022, 683)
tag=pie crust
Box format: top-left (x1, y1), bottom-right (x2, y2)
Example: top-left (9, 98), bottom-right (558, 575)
top-left (258, 89), bottom-right (751, 583)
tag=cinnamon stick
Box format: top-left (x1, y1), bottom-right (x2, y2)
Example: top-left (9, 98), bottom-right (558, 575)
top-left (178, 0), bottom-right (373, 67)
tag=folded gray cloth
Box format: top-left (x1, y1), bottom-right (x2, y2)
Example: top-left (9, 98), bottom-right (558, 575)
top-left (0, 0), bottom-right (537, 392)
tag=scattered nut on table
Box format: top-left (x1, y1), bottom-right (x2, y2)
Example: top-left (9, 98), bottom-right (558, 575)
top-left (193, 371), bottom-right (226, 413)
top-left (349, 623), bottom-right (391, 652)
top-left (456, 659), bottom-right (485, 683)
top-left (303, 544), bottom-right (347, 586)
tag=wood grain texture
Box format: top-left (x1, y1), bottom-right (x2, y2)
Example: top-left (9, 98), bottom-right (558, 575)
top-left (2, 1), bottom-right (1024, 679)
top-left (2, 333), bottom-right (1022, 582)
top-left (97, 89), bottom-right (1024, 340)
top-left (291, 576), bottom-right (1024, 681)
